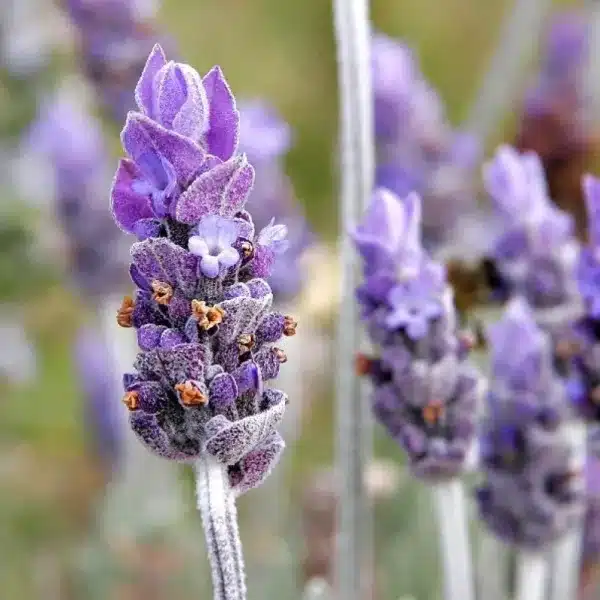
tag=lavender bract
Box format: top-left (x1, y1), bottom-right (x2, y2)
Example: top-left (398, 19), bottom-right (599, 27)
top-left (111, 45), bottom-right (294, 495)
top-left (372, 33), bottom-right (480, 249)
top-left (353, 188), bottom-right (479, 480)
top-left (477, 299), bottom-right (584, 549)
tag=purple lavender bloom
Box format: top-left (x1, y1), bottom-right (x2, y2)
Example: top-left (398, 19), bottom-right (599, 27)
top-left (110, 47), bottom-right (294, 495)
top-left (484, 145), bottom-right (581, 315)
top-left (354, 189), bottom-right (480, 480)
top-left (63, 0), bottom-right (165, 122)
top-left (372, 33), bottom-right (480, 248)
top-left (74, 325), bottom-right (122, 470)
top-left (524, 11), bottom-right (587, 118)
top-left (577, 175), bottom-right (600, 318)
top-left (28, 89), bottom-right (130, 296)
top-left (237, 100), bottom-right (312, 299)
top-left (477, 299), bottom-right (584, 549)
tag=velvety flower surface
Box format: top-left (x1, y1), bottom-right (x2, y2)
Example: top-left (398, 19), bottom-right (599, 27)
top-left (484, 145), bottom-right (581, 318)
top-left (28, 89), bottom-right (130, 296)
top-left (372, 33), bottom-right (480, 248)
top-left (354, 189), bottom-right (480, 480)
top-left (110, 46), bottom-right (294, 495)
top-left (237, 100), bottom-right (312, 299)
top-left (477, 299), bottom-right (584, 549)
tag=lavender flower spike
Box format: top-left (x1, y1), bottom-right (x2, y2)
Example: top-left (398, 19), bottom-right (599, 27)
top-left (353, 189), bottom-right (479, 600)
top-left (477, 298), bottom-right (584, 550)
top-left (354, 188), bottom-right (478, 479)
top-left (111, 47), bottom-right (295, 600)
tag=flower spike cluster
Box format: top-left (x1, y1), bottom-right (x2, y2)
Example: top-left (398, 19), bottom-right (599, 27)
top-left (353, 188), bottom-right (480, 480)
top-left (372, 33), bottom-right (480, 249)
top-left (476, 299), bottom-right (584, 549)
top-left (110, 44), bottom-right (294, 495)
top-left (484, 145), bottom-right (581, 325)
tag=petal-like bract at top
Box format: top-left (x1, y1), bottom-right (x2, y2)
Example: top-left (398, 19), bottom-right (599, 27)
top-left (175, 154), bottom-right (254, 224)
top-left (202, 66), bottom-right (240, 160)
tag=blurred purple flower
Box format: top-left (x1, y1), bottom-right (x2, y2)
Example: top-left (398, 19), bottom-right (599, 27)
top-left (372, 32), bottom-right (480, 248)
top-left (354, 189), bottom-right (480, 480)
top-left (28, 88), bottom-right (130, 296)
top-left (237, 100), bottom-right (312, 299)
top-left (63, 0), bottom-right (166, 122)
top-left (484, 145), bottom-right (580, 313)
top-left (74, 325), bottom-right (122, 470)
top-left (478, 299), bottom-right (582, 549)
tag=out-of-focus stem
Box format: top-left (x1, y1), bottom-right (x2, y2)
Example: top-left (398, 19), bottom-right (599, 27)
top-left (332, 0), bottom-right (375, 598)
top-left (465, 0), bottom-right (553, 146)
top-left (431, 480), bottom-right (475, 600)
top-left (515, 550), bottom-right (548, 600)
top-left (548, 422), bottom-right (587, 600)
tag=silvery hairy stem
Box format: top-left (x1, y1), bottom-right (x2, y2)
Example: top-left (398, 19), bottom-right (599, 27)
top-left (332, 0), bottom-right (375, 598)
top-left (195, 456), bottom-right (246, 600)
top-left (515, 550), bottom-right (548, 600)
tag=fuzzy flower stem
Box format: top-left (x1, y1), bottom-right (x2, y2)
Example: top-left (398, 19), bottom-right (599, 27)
top-left (477, 531), bottom-right (508, 600)
top-left (431, 481), bottom-right (475, 600)
top-left (465, 0), bottom-right (553, 144)
top-left (195, 456), bottom-right (246, 600)
top-left (549, 422), bottom-right (587, 600)
top-left (332, 0), bottom-right (375, 598)
top-left (515, 550), bottom-right (548, 600)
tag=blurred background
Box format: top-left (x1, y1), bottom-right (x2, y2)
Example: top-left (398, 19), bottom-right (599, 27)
top-left (0, 0), bottom-right (590, 599)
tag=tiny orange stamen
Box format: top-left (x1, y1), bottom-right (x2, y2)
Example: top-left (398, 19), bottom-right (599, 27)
top-left (122, 391), bottom-right (139, 411)
top-left (151, 280), bottom-right (173, 305)
top-left (175, 381), bottom-right (207, 406)
top-left (422, 400), bottom-right (445, 426)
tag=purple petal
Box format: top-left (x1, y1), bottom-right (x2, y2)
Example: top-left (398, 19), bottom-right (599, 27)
top-left (121, 113), bottom-right (205, 187)
top-left (171, 64), bottom-right (210, 141)
top-left (202, 66), bottom-right (240, 160)
top-left (110, 159), bottom-right (154, 233)
top-left (135, 43), bottom-right (168, 115)
top-left (138, 324), bottom-right (168, 350)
